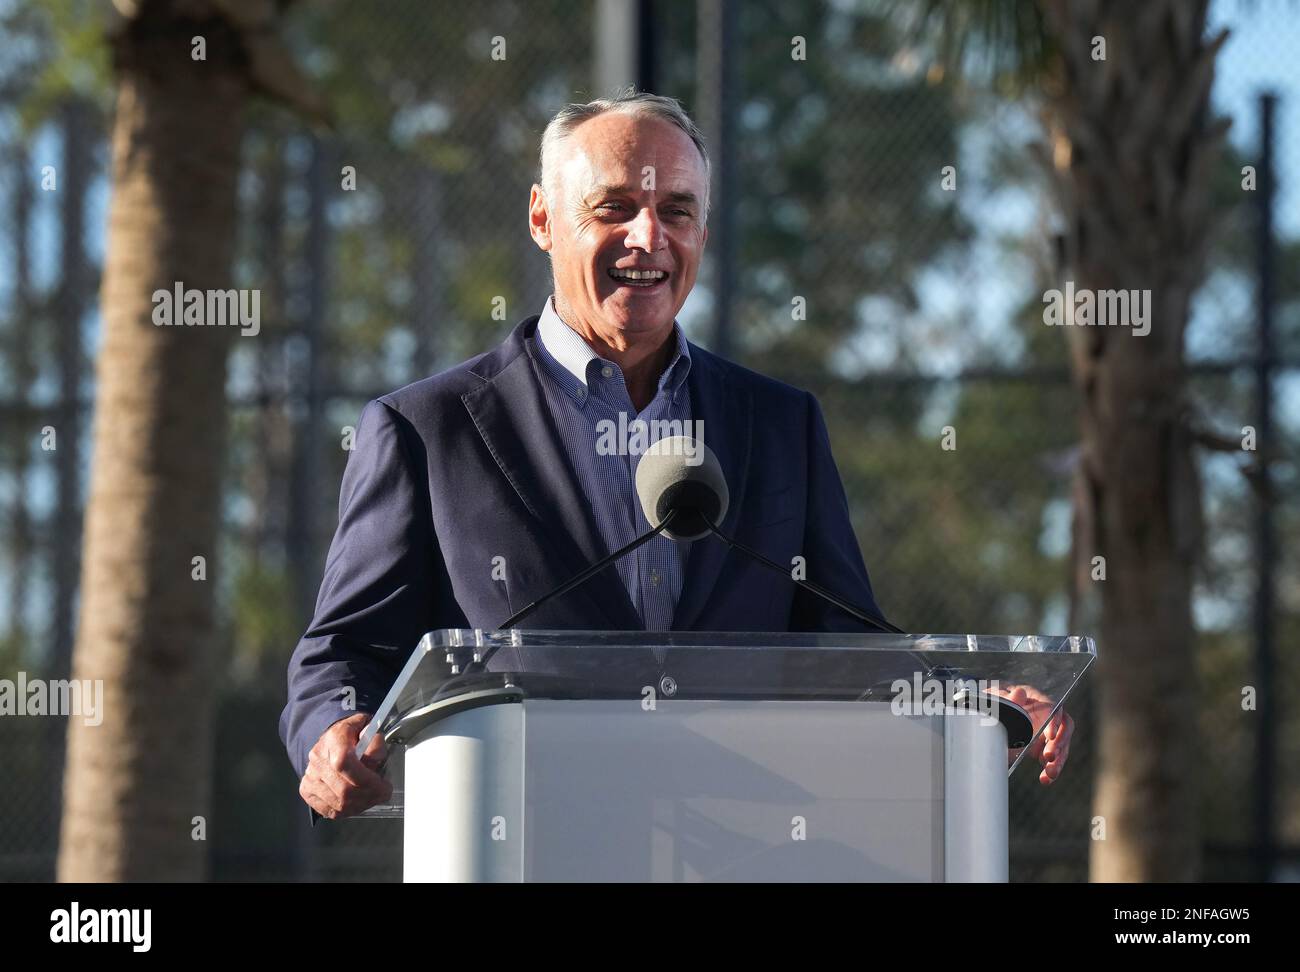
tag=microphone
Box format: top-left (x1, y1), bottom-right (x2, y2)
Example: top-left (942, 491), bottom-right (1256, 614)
top-left (635, 436), bottom-right (905, 635)
top-left (634, 435), bottom-right (729, 540)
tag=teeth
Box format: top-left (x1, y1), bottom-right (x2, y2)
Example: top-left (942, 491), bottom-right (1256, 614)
top-left (609, 269), bottom-right (666, 282)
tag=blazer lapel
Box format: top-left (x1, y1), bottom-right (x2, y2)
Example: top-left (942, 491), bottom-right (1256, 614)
top-left (671, 345), bottom-right (753, 630)
top-left (461, 318), bottom-right (643, 630)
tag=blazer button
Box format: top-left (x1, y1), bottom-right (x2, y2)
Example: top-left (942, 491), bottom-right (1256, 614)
top-left (659, 675), bottom-right (678, 698)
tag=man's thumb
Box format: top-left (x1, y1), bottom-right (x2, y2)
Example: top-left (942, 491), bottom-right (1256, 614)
top-left (335, 712), bottom-right (367, 743)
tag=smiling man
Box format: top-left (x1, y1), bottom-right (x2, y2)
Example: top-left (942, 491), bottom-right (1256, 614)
top-left (281, 91), bottom-right (1073, 820)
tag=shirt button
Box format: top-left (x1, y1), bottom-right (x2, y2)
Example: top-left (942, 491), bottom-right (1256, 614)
top-left (601, 365), bottom-right (614, 379)
top-left (576, 388), bottom-right (586, 400)
top-left (649, 570), bottom-right (662, 587)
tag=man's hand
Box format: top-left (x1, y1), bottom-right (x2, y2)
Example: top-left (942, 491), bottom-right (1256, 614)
top-left (1004, 684), bottom-right (1074, 785)
top-left (1029, 704), bottom-right (1073, 785)
top-left (987, 684), bottom-right (1075, 785)
top-left (298, 712), bottom-right (393, 819)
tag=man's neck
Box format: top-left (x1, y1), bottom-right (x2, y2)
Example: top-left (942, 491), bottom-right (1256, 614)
top-left (552, 297), bottom-right (675, 411)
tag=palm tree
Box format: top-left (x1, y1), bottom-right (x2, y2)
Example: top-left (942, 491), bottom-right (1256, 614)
top-left (906, 0), bottom-right (1228, 880)
top-left (58, 0), bottom-right (324, 881)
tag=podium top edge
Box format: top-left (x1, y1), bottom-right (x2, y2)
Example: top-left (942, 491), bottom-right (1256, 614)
top-left (418, 630), bottom-right (1098, 656)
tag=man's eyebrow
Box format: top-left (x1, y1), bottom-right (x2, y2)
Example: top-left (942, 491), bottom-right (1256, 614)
top-left (587, 182), bottom-right (635, 200)
top-left (586, 184), bottom-right (701, 207)
top-left (662, 190), bottom-right (700, 208)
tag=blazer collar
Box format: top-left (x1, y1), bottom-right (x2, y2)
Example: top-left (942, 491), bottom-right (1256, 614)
top-left (462, 318), bottom-right (642, 630)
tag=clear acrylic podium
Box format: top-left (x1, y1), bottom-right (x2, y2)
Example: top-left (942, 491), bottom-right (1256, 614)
top-left (358, 630), bottom-right (1095, 882)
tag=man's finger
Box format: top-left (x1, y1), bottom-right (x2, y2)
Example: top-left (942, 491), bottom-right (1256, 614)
top-left (300, 775), bottom-right (343, 818)
top-left (311, 747), bottom-right (383, 805)
top-left (360, 731), bottom-right (389, 771)
top-left (1039, 747), bottom-right (1064, 781)
top-left (313, 739), bottom-right (393, 810)
top-left (309, 744), bottom-right (377, 804)
top-left (1058, 714), bottom-right (1075, 746)
top-left (328, 717), bottom-right (388, 779)
top-left (304, 756), bottom-right (390, 817)
top-left (1042, 728), bottom-right (1062, 761)
top-left (1043, 734), bottom-right (1069, 770)
top-left (305, 754), bottom-right (351, 808)
top-left (323, 735), bottom-right (387, 791)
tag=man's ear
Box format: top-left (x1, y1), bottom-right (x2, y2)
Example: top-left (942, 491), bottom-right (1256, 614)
top-left (528, 184), bottom-right (553, 252)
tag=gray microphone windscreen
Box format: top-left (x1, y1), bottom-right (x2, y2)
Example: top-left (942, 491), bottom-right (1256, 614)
top-left (635, 436), bottom-right (729, 541)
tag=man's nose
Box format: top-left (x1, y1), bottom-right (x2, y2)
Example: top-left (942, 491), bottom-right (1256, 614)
top-left (623, 207), bottom-right (665, 252)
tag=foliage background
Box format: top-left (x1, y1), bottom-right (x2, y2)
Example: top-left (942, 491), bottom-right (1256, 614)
top-left (0, 0), bottom-right (1296, 880)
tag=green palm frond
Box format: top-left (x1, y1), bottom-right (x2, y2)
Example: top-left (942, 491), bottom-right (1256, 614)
top-left (884, 0), bottom-right (1056, 93)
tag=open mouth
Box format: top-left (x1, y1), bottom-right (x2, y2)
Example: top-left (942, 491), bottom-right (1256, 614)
top-left (607, 267), bottom-right (670, 291)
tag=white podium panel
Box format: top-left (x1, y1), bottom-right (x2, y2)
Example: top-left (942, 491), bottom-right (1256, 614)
top-left (404, 699), bottom-right (1008, 882)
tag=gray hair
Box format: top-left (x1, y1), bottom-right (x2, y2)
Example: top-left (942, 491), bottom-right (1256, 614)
top-left (538, 89), bottom-right (711, 219)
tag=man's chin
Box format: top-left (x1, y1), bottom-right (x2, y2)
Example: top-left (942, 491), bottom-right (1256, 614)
top-left (600, 292), bottom-right (678, 332)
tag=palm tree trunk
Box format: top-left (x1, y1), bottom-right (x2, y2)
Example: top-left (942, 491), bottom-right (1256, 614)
top-left (1040, 0), bottom-right (1226, 881)
top-left (58, 10), bottom-right (250, 881)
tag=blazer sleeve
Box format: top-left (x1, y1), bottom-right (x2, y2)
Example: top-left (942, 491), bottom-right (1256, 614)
top-left (278, 398), bottom-right (438, 780)
top-left (788, 392), bottom-right (888, 632)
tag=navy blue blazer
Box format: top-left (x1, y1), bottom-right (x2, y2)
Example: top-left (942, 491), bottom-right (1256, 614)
top-left (279, 316), bottom-right (882, 777)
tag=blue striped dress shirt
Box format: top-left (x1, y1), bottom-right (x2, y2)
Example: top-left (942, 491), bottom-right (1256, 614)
top-left (531, 296), bottom-right (694, 631)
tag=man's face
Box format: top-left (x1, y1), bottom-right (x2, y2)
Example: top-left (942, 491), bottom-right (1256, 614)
top-left (529, 113), bottom-right (709, 349)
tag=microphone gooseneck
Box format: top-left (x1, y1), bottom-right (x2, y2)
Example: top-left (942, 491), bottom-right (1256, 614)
top-left (462, 509), bottom-right (682, 678)
top-left (701, 520), bottom-right (905, 634)
top-left (496, 508), bottom-right (679, 630)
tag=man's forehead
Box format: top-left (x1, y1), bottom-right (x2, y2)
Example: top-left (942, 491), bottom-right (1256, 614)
top-left (557, 115), bottom-right (706, 192)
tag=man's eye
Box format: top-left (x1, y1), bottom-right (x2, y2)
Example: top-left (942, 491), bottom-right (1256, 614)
top-left (597, 202), bottom-right (624, 212)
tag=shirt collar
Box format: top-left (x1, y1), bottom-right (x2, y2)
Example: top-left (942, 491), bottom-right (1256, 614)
top-left (534, 295), bottom-right (692, 405)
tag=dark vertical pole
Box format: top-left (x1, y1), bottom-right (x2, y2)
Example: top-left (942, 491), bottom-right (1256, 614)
top-left (696, 0), bottom-right (737, 359)
top-left (288, 136), bottom-right (329, 651)
top-left (255, 130), bottom-right (288, 561)
top-left (411, 165), bottom-right (441, 377)
top-left (636, 0), bottom-right (657, 92)
top-left (1252, 91), bottom-right (1277, 884)
top-left (10, 143), bottom-right (34, 652)
top-left (53, 99), bottom-right (92, 683)
top-left (287, 135), bottom-right (331, 880)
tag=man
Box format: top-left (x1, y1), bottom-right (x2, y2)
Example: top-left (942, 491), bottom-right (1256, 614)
top-left (282, 92), bottom-right (1072, 820)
